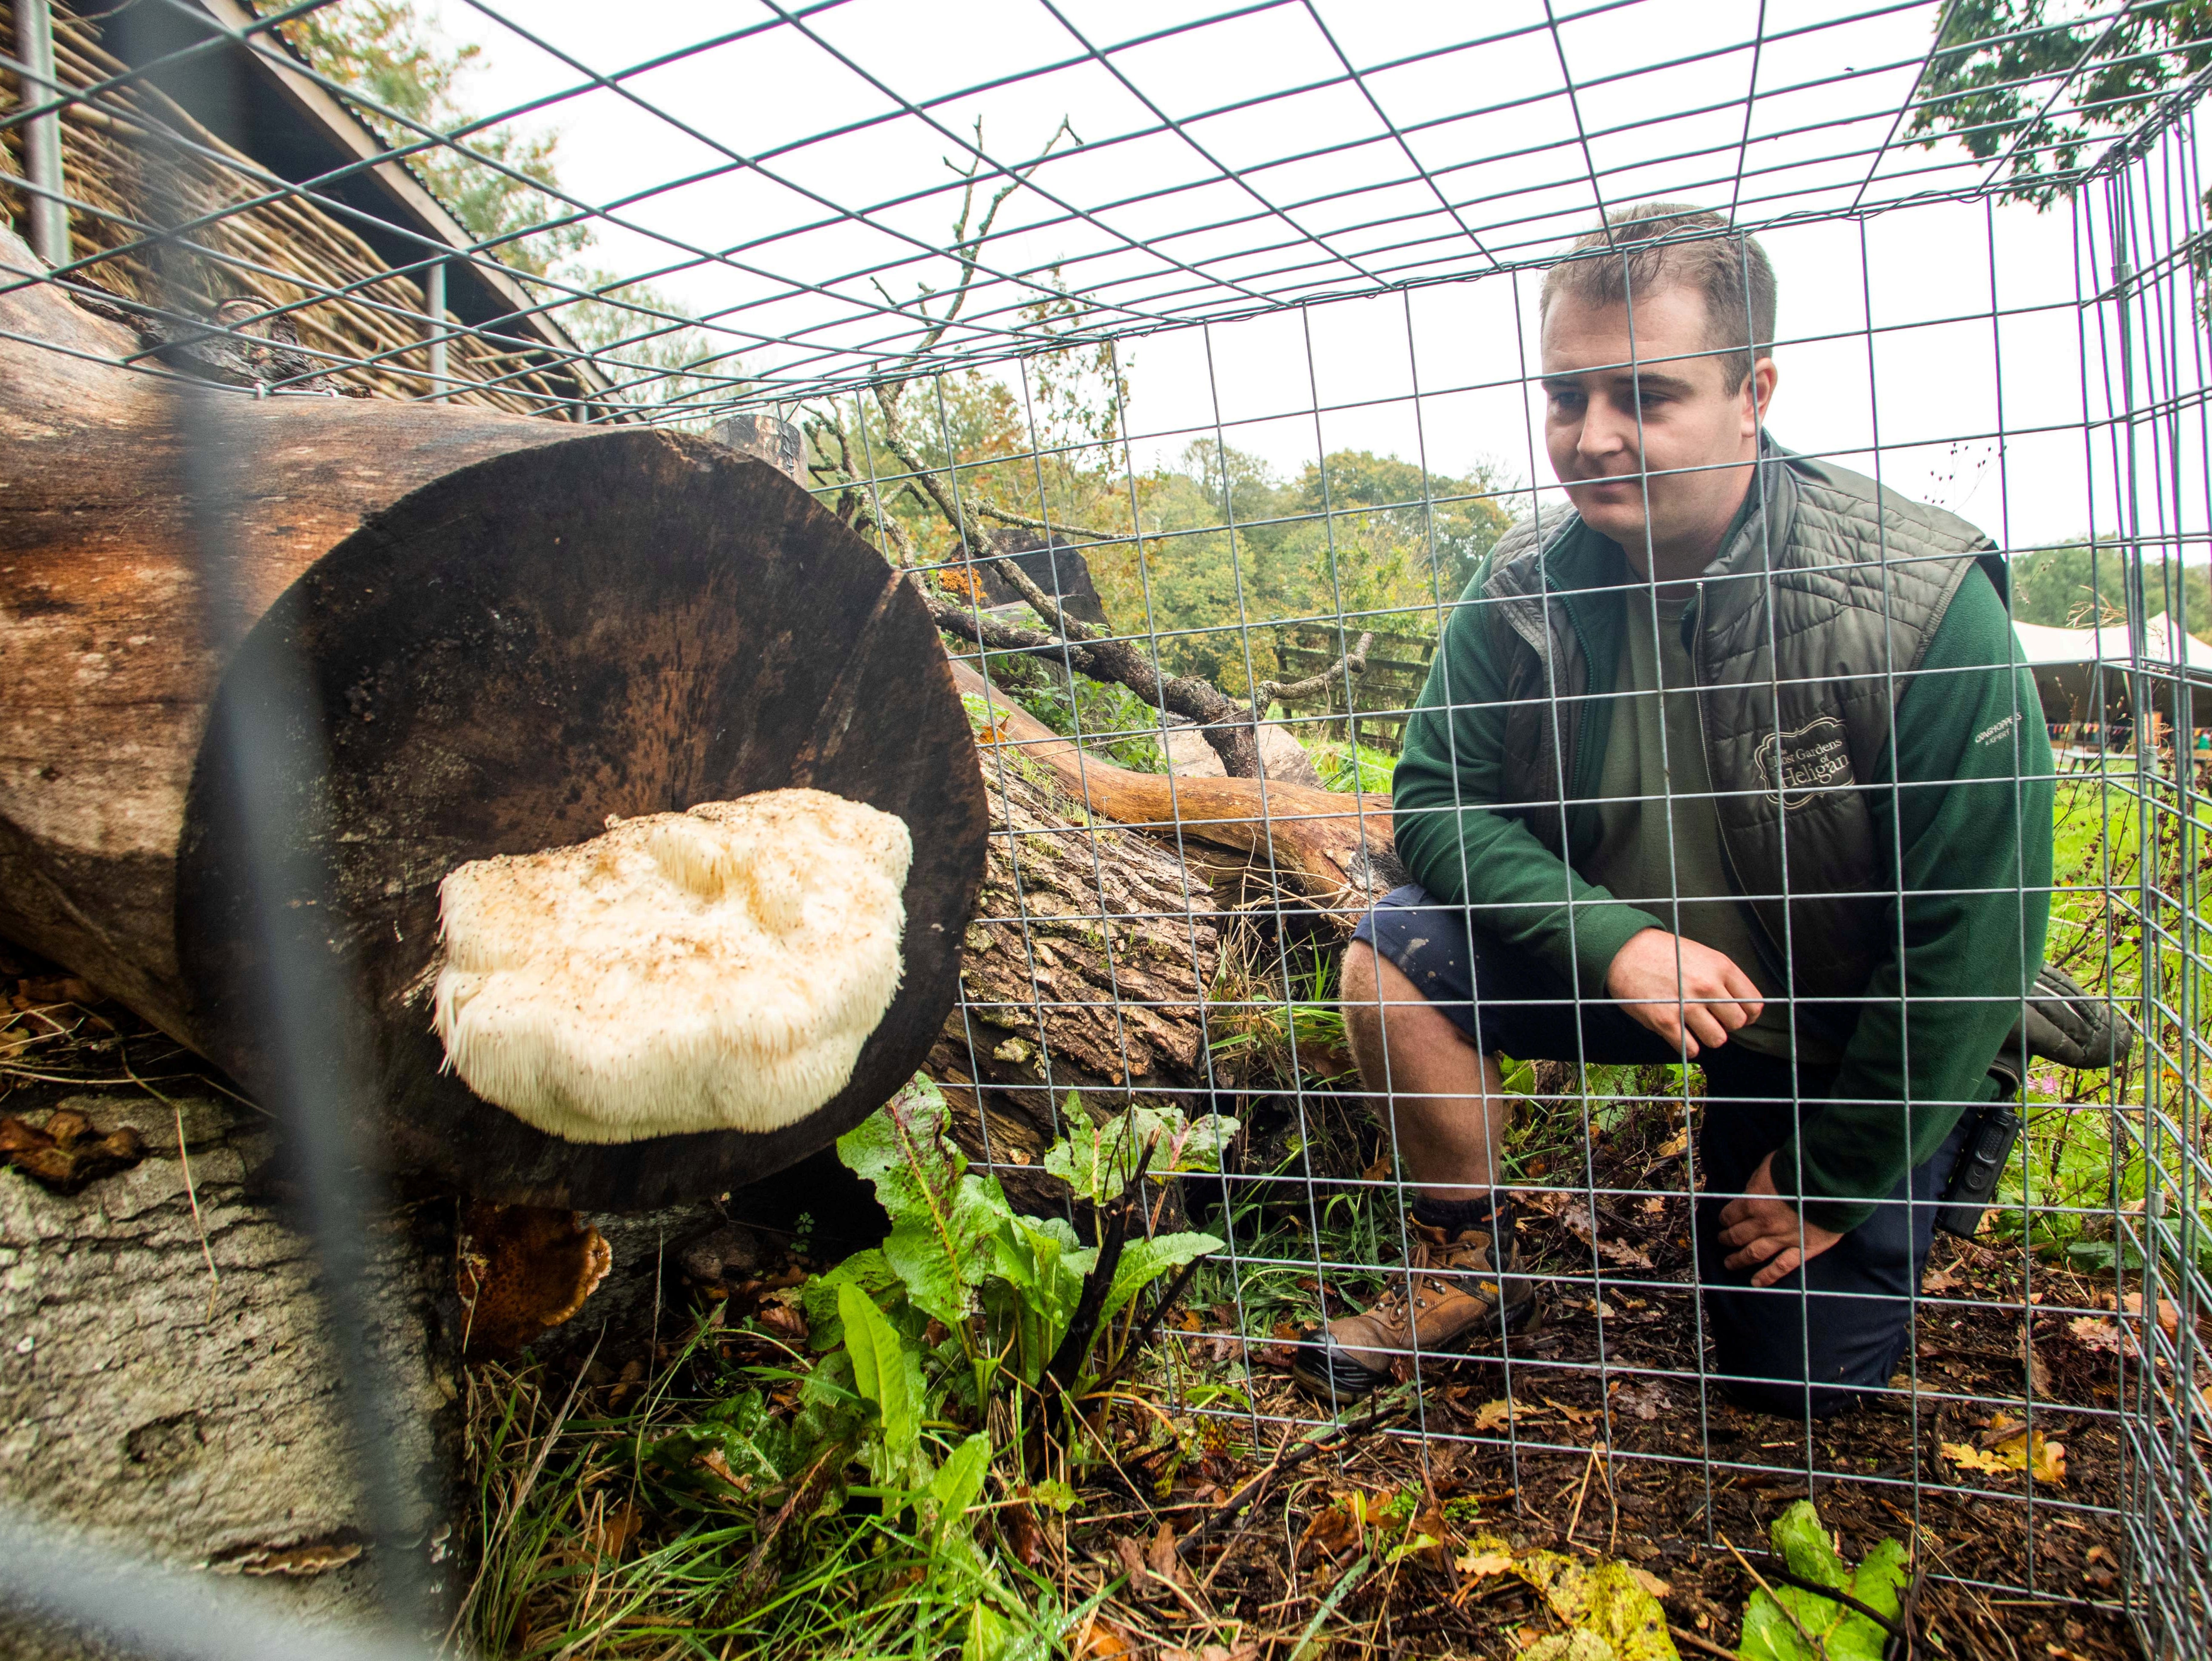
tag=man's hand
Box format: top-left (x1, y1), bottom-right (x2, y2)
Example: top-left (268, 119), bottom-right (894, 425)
top-left (1605, 927), bottom-right (1763, 1057)
top-left (1717, 1152), bottom-right (1844, 1287)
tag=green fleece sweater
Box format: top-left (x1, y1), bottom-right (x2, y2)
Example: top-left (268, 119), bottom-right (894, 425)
top-left (1391, 532), bottom-right (2054, 1232)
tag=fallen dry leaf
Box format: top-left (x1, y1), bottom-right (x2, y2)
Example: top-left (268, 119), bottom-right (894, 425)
top-left (1469, 1397), bottom-right (1522, 1433)
top-left (1628, 1565), bottom-right (1671, 1598)
top-left (1456, 1546), bottom-right (1515, 1577)
top-left (587, 1502), bottom-right (642, 1562)
top-left (1144, 1520), bottom-right (1190, 1588)
top-left (1922, 1265), bottom-right (1961, 1294)
top-left (1944, 1414), bottom-right (2065, 1485)
top-left (2123, 1290), bottom-right (2184, 1341)
top-left (1069, 1616), bottom-right (1137, 1661)
top-left (1550, 1199), bottom-right (1658, 1270)
top-left (1000, 1504), bottom-right (1044, 1568)
top-left (1609, 1378), bottom-right (1672, 1422)
top-left (0, 1109), bottom-right (146, 1195)
top-left (1542, 1394), bottom-right (1599, 1427)
top-left (2069, 1314), bottom-right (2131, 1357)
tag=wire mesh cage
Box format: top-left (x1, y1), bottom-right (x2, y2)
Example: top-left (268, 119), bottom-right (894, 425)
top-left (5, 2), bottom-right (2212, 1658)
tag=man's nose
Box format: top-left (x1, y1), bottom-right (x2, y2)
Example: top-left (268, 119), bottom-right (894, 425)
top-left (1579, 397), bottom-right (1635, 462)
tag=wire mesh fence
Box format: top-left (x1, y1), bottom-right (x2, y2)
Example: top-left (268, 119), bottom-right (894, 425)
top-left (4, 1), bottom-right (2212, 1657)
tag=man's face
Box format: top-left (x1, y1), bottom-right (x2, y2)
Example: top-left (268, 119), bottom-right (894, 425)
top-left (1540, 283), bottom-right (1774, 573)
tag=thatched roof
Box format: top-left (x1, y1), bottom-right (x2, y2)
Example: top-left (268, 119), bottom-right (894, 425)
top-left (1, 0), bottom-right (605, 415)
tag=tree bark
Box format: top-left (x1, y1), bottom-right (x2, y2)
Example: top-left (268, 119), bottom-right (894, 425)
top-left (928, 744), bottom-right (1225, 1204)
top-left (0, 1091), bottom-right (455, 1655)
top-left (0, 226), bottom-right (988, 1210)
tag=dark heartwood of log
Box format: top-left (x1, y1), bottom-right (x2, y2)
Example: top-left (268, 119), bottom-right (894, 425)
top-left (0, 227), bottom-right (987, 1208)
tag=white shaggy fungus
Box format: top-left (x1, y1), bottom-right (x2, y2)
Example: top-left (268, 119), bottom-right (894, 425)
top-left (431, 789), bottom-right (910, 1143)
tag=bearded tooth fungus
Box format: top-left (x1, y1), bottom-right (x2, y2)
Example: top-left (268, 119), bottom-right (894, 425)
top-left (432, 789), bottom-right (910, 1142)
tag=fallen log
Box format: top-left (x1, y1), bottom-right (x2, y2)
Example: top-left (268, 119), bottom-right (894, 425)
top-left (0, 227), bottom-right (987, 1208)
top-left (929, 741), bottom-right (1224, 1203)
top-left (946, 659), bottom-right (1400, 926)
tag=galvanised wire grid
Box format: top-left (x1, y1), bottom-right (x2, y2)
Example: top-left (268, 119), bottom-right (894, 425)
top-left (2, 0), bottom-right (2209, 1655)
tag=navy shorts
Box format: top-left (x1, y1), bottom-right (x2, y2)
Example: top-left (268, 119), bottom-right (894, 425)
top-left (1353, 884), bottom-right (1973, 1417)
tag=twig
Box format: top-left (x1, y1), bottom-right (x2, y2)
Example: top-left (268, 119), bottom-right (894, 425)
top-left (1670, 1623), bottom-right (1743, 1660)
top-left (1175, 1400), bottom-right (1412, 1562)
top-left (921, 582), bottom-right (1100, 675)
top-left (1563, 1441), bottom-right (1605, 1546)
top-left (1723, 1532), bottom-right (1832, 1661)
top-left (1088, 1252), bottom-right (1209, 1397)
top-left (124, 1047), bottom-right (219, 1318)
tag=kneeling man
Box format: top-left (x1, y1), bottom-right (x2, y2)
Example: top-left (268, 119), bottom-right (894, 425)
top-left (1303, 203), bottom-right (2052, 1415)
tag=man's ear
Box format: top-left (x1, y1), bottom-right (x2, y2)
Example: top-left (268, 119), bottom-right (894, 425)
top-left (1744, 355), bottom-right (1778, 434)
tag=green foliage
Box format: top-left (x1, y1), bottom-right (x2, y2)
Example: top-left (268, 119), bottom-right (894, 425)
top-left (1042, 1095), bottom-right (1238, 1201)
top-left (838, 1281), bottom-right (923, 1485)
top-left (833, 1077), bottom-right (1224, 1411)
top-left (838, 1083), bottom-right (1006, 1332)
top-left (2009, 540), bottom-right (2212, 631)
top-left (1907, 1), bottom-right (2212, 206)
top-left (1094, 442), bottom-right (1518, 694)
top-left (1314, 737), bottom-right (1400, 794)
top-left (973, 653), bottom-right (1173, 773)
top-left (1739, 1500), bottom-right (1909, 1661)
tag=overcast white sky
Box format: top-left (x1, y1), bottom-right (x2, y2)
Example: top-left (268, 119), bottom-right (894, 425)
top-left (419, 0), bottom-right (2199, 556)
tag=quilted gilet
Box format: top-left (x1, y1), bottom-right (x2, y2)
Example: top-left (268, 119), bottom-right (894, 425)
top-left (1480, 444), bottom-right (2004, 999)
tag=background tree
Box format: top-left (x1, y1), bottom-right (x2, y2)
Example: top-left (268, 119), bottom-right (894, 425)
top-left (1906, 0), bottom-right (2212, 206)
top-left (2011, 539), bottom-right (2212, 628)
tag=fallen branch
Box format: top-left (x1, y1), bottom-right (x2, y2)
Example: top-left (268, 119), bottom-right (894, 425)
top-left (948, 659), bottom-right (1398, 925)
top-left (920, 583), bottom-right (1101, 674)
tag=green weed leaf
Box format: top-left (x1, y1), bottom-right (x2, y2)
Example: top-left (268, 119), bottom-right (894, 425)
top-left (838, 1280), bottom-right (920, 1467)
top-left (928, 1432), bottom-right (993, 1536)
top-left (839, 1077), bottom-right (1012, 1328)
top-left (1042, 1102), bottom-right (1240, 1201)
top-left (1739, 1499), bottom-right (1906, 1661)
top-left (1097, 1230), bottom-right (1222, 1332)
top-left (961, 1598), bottom-right (1015, 1661)
top-left (983, 1212), bottom-right (1090, 1384)
top-left (800, 1248), bottom-right (902, 1350)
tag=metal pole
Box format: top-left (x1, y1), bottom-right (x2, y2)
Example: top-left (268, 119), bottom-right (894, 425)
top-left (15, 0), bottom-right (68, 268)
top-left (424, 259), bottom-right (447, 400)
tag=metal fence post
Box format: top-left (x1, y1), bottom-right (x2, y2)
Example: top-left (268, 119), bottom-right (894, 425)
top-left (14, 0), bottom-right (67, 268)
top-left (424, 258), bottom-right (447, 400)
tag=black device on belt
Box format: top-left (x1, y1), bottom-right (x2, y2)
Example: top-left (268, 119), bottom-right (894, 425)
top-left (1934, 1081), bottom-right (2024, 1240)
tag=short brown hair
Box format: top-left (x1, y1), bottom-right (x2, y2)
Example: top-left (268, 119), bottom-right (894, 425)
top-left (1539, 202), bottom-right (1776, 391)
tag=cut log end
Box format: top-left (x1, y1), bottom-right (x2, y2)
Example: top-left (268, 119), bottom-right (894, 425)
top-left (165, 438), bottom-right (988, 1208)
top-left (433, 791), bottom-right (911, 1144)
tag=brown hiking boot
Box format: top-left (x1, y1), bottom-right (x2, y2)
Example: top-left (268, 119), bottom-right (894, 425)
top-left (1293, 1219), bottom-right (1537, 1400)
